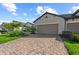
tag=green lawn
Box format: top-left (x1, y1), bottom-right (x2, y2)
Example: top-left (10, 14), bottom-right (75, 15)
top-left (0, 34), bottom-right (17, 44)
top-left (64, 40), bottom-right (79, 55)
top-left (0, 30), bottom-right (28, 44)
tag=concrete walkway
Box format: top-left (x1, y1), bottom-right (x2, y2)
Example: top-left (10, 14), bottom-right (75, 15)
top-left (0, 34), bottom-right (68, 55)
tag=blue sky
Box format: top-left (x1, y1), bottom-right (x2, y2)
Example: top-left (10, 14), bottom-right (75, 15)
top-left (0, 3), bottom-right (79, 24)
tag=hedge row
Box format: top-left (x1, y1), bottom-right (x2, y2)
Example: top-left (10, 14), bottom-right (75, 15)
top-left (61, 31), bottom-right (79, 42)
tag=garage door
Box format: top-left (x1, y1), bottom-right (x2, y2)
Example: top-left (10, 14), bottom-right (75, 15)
top-left (36, 24), bottom-right (58, 34)
top-left (67, 23), bottom-right (79, 33)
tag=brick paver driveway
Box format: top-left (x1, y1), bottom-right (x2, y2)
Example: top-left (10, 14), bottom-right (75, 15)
top-left (0, 34), bottom-right (68, 55)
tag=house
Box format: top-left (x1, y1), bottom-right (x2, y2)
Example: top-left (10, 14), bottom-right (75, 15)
top-left (0, 24), bottom-right (8, 34)
top-left (24, 22), bottom-right (33, 27)
top-left (0, 25), bottom-right (2, 30)
top-left (33, 10), bottom-right (79, 35)
top-left (0, 25), bottom-right (2, 34)
top-left (22, 22), bottom-right (33, 31)
top-left (61, 9), bottom-right (79, 34)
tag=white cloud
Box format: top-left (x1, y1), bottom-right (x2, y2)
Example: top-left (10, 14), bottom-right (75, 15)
top-left (68, 6), bottom-right (79, 13)
top-left (36, 6), bottom-right (58, 15)
top-left (25, 18), bottom-right (34, 23)
top-left (45, 7), bottom-right (58, 14)
top-left (26, 19), bottom-right (29, 21)
top-left (23, 13), bottom-right (27, 16)
top-left (36, 6), bottom-right (44, 14)
top-left (0, 20), bottom-right (11, 25)
top-left (12, 12), bottom-right (17, 16)
top-left (1, 3), bottom-right (17, 16)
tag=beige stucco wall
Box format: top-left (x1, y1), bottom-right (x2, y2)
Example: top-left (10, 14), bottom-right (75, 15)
top-left (67, 18), bottom-right (79, 23)
top-left (66, 18), bottom-right (79, 33)
top-left (34, 13), bottom-right (65, 34)
top-left (67, 23), bottom-right (79, 33)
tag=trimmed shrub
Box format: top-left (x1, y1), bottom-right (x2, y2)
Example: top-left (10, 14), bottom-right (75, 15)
top-left (62, 31), bottom-right (79, 42)
top-left (71, 33), bottom-right (79, 42)
top-left (62, 31), bottom-right (72, 39)
top-left (9, 30), bottom-right (24, 37)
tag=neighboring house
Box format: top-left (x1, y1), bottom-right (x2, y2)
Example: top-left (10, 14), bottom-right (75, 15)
top-left (33, 9), bottom-right (79, 34)
top-left (25, 22), bottom-right (34, 27)
top-left (0, 24), bottom-right (8, 34)
top-left (0, 25), bottom-right (2, 30)
top-left (0, 25), bottom-right (2, 34)
top-left (0, 24), bottom-right (4, 30)
top-left (22, 22), bottom-right (33, 30)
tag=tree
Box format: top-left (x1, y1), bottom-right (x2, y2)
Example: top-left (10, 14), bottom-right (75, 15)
top-left (2, 22), bottom-right (14, 31)
top-left (12, 20), bottom-right (24, 29)
top-left (2, 20), bottom-right (24, 31)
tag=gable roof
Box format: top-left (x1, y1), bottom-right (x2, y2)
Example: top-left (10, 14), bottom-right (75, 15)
top-left (33, 10), bottom-right (79, 23)
top-left (73, 9), bottom-right (79, 16)
top-left (60, 9), bottom-right (79, 19)
top-left (60, 14), bottom-right (73, 19)
top-left (60, 14), bottom-right (79, 20)
top-left (33, 12), bottom-right (64, 23)
top-left (25, 22), bottom-right (33, 25)
top-left (23, 22), bottom-right (34, 27)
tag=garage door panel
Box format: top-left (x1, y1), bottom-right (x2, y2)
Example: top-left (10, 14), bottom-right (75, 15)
top-left (67, 23), bottom-right (79, 33)
top-left (37, 24), bottom-right (58, 34)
